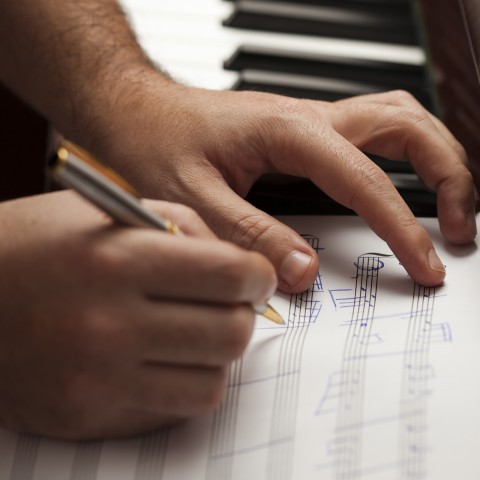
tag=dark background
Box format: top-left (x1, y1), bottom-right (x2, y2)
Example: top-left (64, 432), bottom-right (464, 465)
top-left (0, 83), bottom-right (47, 202)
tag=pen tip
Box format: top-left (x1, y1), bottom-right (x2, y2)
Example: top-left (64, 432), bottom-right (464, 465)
top-left (263, 304), bottom-right (285, 325)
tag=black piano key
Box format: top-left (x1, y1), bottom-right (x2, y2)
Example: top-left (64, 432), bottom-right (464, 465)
top-left (223, 1), bottom-right (419, 45)
top-left (225, 45), bottom-right (429, 91)
top-left (245, 178), bottom-right (437, 216)
top-left (233, 70), bottom-right (433, 110)
top-left (369, 155), bottom-right (415, 175)
top-left (225, 0), bottom-right (411, 13)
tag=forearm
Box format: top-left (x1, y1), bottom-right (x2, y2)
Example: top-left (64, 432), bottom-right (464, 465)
top-left (0, 0), bottom-right (171, 148)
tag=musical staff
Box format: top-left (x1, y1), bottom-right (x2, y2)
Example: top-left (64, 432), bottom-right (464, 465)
top-left (266, 235), bottom-right (323, 480)
top-left (399, 284), bottom-right (437, 480)
top-left (134, 429), bottom-right (170, 480)
top-left (206, 360), bottom-right (243, 480)
top-left (333, 254), bottom-right (383, 480)
top-left (8, 435), bottom-right (39, 480)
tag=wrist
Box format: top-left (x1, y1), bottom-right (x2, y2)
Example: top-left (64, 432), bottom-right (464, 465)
top-left (59, 60), bottom-right (169, 148)
top-left (68, 69), bottom-right (196, 189)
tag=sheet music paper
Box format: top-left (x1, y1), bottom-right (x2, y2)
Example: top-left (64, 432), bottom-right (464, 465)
top-left (1, 215), bottom-right (479, 480)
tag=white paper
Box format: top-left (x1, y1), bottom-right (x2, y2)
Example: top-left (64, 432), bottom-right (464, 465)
top-left (2, 215), bottom-right (480, 480)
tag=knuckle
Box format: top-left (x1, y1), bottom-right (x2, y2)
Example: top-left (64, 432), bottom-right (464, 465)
top-left (451, 141), bottom-right (468, 163)
top-left (218, 306), bottom-right (255, 361)
top-left (396, 106), bottom-right (427, 129)
top-left (216, 253), bottom-right (250, 298)
top-left (229, 213), bottom-right (278, 252)
top-left (256, 95), bottom-right (321, 141)
top-left (459, 167), bottom-right (475, 185)
top-left (71, 308), bottom-right (124, 356)
top-left (255, 92), bottom-right (307, 119)
top-left (378, 89), bottom-right (423, 109)
top-left (83, 241), bottom-right (131, 277)
top-left (143, 199), bottom-right (194, 226)
top-left (161, 367), bottom-right (228, 415)
top-left (388, 89), bottom-right (418, 105)
top-left (455, 165), bottom-right (474, 183)
top-left (70, 239), bottom-right (135, 284)
top-left (438, 166), bottom-right (474, 191)
top-left (392, 212), bottom-right (418, 232)
top-left (195, 368), bottom-right (229, 412)
top-left (171, 203), bottom-right (201, 223)
top-left (378, 90), bottom-right (427, 128)
top-left (347, 163), bottom-right (389, 210)
top-left (275, 96), bottom-right (313, 120)
top-left (381, 212), bottom-right (418, 244)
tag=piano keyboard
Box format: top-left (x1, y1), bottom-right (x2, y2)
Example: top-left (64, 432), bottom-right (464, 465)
top-left (119, 0), bottom-right (437, 215)
top-left (119, 0), bottom-right (426, 92)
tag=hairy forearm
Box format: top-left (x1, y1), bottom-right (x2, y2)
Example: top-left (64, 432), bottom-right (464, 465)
top-left (0, 0), bottom-right (171, 146)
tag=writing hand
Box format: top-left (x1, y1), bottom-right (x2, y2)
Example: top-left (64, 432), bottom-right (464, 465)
top-left (0, 191), bottom-right (276, 439)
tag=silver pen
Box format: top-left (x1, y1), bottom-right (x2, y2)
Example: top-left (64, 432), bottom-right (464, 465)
top-left (49, 141), bottom-right (284, 325)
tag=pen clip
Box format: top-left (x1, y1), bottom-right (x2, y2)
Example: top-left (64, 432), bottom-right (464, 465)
top-left (56, 141), bottom-right (140, 199)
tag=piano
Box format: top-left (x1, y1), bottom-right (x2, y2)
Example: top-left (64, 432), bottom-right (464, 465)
top-left (1, 0), bottom-right (479, 217)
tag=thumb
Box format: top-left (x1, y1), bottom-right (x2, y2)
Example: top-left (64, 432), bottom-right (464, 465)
top-left (181, 177), bottom-right (319, 294)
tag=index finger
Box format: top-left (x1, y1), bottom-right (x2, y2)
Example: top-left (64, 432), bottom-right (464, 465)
top-left (118, 231), bottom-right (278, 305)
top-left (276, 127), bottom-right (446, 286)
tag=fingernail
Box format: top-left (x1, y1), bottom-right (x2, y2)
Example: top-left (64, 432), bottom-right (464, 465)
top-left (279, 250), bottom-right (313, 287)
top-left (428, 249), bottom-right (445, 273)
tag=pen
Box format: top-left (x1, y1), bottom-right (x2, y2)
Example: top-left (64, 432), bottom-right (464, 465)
top-left (48, 141), bottom-right (285, 325)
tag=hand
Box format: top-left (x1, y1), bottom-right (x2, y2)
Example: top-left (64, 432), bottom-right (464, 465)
top-left (0, 191), bottom-right (276, 439)
top-left (87, 84), bottom-right (477, 291)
